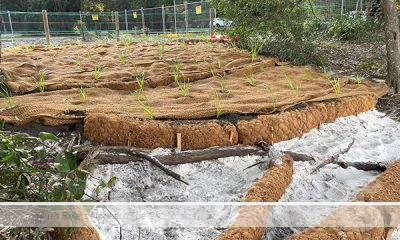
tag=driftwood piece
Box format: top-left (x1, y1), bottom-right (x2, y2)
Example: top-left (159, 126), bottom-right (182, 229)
top-left (312, 138), bottom-right (355, 174)
top-left (79, 146), bottom-right (188, 185)
top-left (282, 151), bottom-right (315, 162)
top-left (84, 145), bottom-right (266, 166)
top-left (338, 161), bottom-right (387, 172)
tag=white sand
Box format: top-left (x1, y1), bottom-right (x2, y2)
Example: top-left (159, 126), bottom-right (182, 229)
top-left (86, 110), bottom-right (400, 240)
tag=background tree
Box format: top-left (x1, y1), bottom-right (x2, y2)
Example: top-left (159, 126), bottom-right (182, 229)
top-left (214, 0), bottom-right (320, 65)
top-left (382, 0), bottom-right (400, 93)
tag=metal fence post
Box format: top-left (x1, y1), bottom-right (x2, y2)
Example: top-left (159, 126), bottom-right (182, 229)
top-left (42, 10), bottom-right (51, 45)
top-left (7, 11), bottom-right (14, 36)
top-left (184, 1), bottom-right (188, 33)
top-left (141, 7), bottom-right (145, 33)
top-left (173, 1), bottom-right (177, 33)
top-left (209, 8), bottom-right (214, 38)
top-left (162, 5), bottom-right (166, 33)
top-left (124, 9), bottom-right (128, 31)
top-left (341, 0), bottom-right (344, 16)
top-left (115, 11), bottom-right (120, 41)
top-left (2, 14), bottom-right (7, 34)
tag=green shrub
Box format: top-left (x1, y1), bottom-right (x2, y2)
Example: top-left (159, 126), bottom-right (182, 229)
top-left (325, 14), bottom-right (380, 41)
top-left (214, 0), bottom-right (321, 65)
top-left (0, 128), bottom-right (86, 202)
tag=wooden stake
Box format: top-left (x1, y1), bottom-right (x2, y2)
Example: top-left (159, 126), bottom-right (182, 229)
top-left (141, 7), bottom-right (145, 33)
top-left (42, 10), bottom-right (51, 46)
top-left (176, 133), bottom-right (182, 152)
top-left (114, 11), bottom-right (120, 42)
top-left (209, 8), bottom-right (214, 38)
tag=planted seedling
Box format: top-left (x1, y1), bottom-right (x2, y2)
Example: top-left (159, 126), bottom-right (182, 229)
top-left (332, 76), bottom-right (341, 94)
top-left (79, 87), bottom-right (88, 102)
top-left (93, 65), bottom-right (102, 81)
top-left (354, 74), bottom-right (363, 84)
top-left (211, 88), bottom-right (224, 118)
top-left (122, 38), bottom-right (132, 50)
top-left (265, 86), bottom-right (278, 111)
top-left (23, 45), bottom-right (34, 52)
top-left (86, 52), bottom-right (94, 60)
top-left (32, 69), bottom-right (47, 92)
top-left (246, 71), bottom-right (256, 86)
top-left (249, 38), bottom-right (264, 62)
top-left (135, 95), bottom-right (156, 120)
top-left (179, 78), bottom-right (190, 97)
top-left (216, 57), bottom-right (223, 69)
top-left (119, 52), bottom-right (128, 64)
top-left (173, 61), bottom-right (181, 84)
top-left (218, 73), bottom-right (229, 94)
top-left (74, 58), bottom-right (83, 67)
top-left (136, 73), bottom-right (145, 94)
top-left (322, 67), bottom-right (330, 80)
top-left (0, 85), bottom-right (14, 109)
top-left (131, 61), bottom-right (142, 77)
top-left (158, 42), bottom-right (165, 60)
top-left (285, 73), bottom-right (299, 97)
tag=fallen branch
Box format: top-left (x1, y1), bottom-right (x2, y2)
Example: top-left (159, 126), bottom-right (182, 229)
top-left (282, 151), bottom-right (315, 162)
top-left (312, 138), bottom-right (355, 174)
top-left (338, 161), bottom-right (386, 172)
top-left (79, 145), bottom-right (266, 166)
top-left (79, 146), bottom-right (188, 185)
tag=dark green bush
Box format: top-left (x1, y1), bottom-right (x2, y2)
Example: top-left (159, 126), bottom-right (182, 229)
top-left (214, 0), bottom-right (322, 65)
top-left (325, 14), bottom-right (381, 41)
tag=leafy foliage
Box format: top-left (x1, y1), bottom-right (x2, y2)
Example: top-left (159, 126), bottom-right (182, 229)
top-left (324, 14), bottom-right (381, 41)
top-left (0, 128), bottom-right (88, 202)
top-left (215, 0), bottom-right (321, 65)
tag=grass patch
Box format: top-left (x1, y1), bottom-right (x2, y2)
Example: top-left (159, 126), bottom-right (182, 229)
top-left (331, 76), bottom-right (341, 94)
top-left (211, 88), bottom-right (224, 118)
top-left (79, 87), bottom-right (89, 102)
top-left (32, 69), bottom-right (46, 92)
top-left (246, 71), bottom-right (256, 86)
top-left (93, 65), bottom-right (102, 81)
top-left (285, 73), bottom-right (299, 96)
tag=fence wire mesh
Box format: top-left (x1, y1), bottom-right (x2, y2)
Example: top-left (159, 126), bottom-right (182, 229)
top-left (0, 1), bottom-right (211, 37)
top-left (0, 0), bottom-right (374, 38)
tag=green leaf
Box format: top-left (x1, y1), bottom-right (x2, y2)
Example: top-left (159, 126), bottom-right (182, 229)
top-left (56, 153), bottom-right (70, 173)
top-left (1, 150), bottom-right (16, 164)
top-left (38, 132), bottom-right (60, 142)
top-left (99, 180), bottom-right (106, 188)
top-left (107, 176), bottom-right (117, 188)
top-left (0, 120), bottom-right (5, 130)
top-left (68, 179), bottom-right (86, 200)
top-left (65, 152), bottom-right (77, 171)
top-left (38, 148), bottom-right (47, 161)
top-left (95, 186), bottom-right (101, 196)
top-left (56, 152), bottom-right (77, 172)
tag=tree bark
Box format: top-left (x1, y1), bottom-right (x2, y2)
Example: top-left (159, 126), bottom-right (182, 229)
top-left (382, 0), bottom-right (400, 93)
top-left (0, 16), bottom-right (2, 65)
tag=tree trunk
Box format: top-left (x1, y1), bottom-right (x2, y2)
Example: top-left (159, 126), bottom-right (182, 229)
top-left (0, 17), bottom-right (2, 65)
top-left (382, 0), bottom-right (400, 93)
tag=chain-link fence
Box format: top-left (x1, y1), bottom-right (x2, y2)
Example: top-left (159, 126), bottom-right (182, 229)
top-left (0, 0), bottom-right (376, 38)
top-left (306, 0), bottom-right (375, 20)
top-left (0, 1), bottom-right (212, 38)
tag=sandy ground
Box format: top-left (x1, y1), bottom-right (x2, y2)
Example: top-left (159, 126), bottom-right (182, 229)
top-left (84, 110), bottom-right (400, 240)
top-left (264, 110), bottom-right (400, 239)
